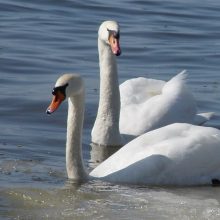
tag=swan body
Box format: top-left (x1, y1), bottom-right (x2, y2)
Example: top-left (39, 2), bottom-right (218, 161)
top-left (91, 20), bottom-right (213, 147)
top-left (119, 71), bottom-right (196, 136)
top-left (91, 123), bottom-right (220, 186)
top-left (47, 74), bottom-right (220, 186)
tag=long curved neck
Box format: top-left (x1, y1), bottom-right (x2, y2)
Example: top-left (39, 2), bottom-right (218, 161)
top-left (92, 39), bottom-right (122, 146)
top-left (66, 90), bottom-right (88, 180)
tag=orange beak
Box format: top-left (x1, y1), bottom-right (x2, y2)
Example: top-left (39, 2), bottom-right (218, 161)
top-left (109, 34), bottom-right (121, 56)
top-left (46, 91), bottom-right (65, 114)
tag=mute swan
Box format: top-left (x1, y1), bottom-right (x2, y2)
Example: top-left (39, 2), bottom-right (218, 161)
top-left (47, 73), bottom-right (220, 186)
top-left (91, 20), bottom-right (213, 147)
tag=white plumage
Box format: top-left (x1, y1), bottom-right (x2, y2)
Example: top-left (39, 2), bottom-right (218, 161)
top-left (91, 123), bottom-right (220, 185)
top-left (120, 71), bottom-right (197, 136)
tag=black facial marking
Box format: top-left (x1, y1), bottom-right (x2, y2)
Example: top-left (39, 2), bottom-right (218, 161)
top-left (107, 28), bottom-right (120, 39)
top-left (52, 83), bottom-right (68, 97)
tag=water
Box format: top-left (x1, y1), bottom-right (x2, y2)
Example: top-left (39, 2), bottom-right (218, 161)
top-left (1, 0), bottom-right (220, 219)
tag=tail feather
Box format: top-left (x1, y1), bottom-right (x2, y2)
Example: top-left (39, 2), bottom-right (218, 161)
top-left (168, 70), bottom-right (188, 83)
top-left (162, 70), bottom-right (188, 94)
top-left (194, 112), bottom-right (215, 125)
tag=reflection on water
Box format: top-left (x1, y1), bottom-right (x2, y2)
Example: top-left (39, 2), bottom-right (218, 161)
top-left (2, 182), bottom-right (220, 220)
top-left (90, 143), bottom-right (121, 167)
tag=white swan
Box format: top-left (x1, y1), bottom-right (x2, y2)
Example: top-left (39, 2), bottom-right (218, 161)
top-left (91, 20), bottom-right (213, 146)
top-left (47, 73), bottom-right (220, 186)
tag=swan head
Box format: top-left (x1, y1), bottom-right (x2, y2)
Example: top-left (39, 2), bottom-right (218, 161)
top-left (98, 20), bottom-right (121, 56)
top-left (46, 73), bottom-right (84, 114)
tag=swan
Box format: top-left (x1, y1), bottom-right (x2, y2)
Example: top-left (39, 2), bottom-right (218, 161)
top-left (91, 20), bottom-right (213, 147)
top-left (46, 73), bottom-right (220, 186)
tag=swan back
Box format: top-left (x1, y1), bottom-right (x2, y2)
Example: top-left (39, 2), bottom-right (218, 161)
top-left (91, 123), bottom-right (220, 185)
top-left (119, 71), bottom-right (197, 136)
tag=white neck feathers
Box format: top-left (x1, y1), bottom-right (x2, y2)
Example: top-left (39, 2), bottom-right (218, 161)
top-left (66, 91), bottom-right (88, 180)
top-left (91, 39), bottom-right (122, 146)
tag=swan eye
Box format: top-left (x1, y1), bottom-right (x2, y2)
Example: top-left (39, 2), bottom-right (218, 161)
top-left (52, 83), bottom-right (68, 97)
top-left (107, 28), bottom-right (120, 39)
